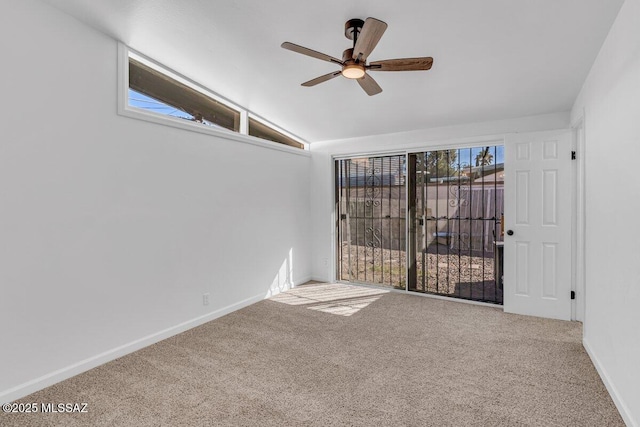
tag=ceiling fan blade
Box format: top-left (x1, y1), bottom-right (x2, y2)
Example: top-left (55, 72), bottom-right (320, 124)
top-left (352, 17), bottom-right (388, 62)
top-left (301, 71), bottom-right (342, 87)
top-left (281, 42), bottom-right (343, 65)
top-left (369, 57), bottom-right (434, 71)
top-left (357, 73), bottom-right (383, 96)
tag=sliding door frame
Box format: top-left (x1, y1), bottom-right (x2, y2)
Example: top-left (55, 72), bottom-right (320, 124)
top-left (331, 137), bottom-right (505, 305)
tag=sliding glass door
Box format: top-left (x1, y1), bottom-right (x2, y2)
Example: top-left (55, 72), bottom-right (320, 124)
top-left (336, 146), bottom-right (505, 304)
top-left (335, 155), bottom-right (406, 289)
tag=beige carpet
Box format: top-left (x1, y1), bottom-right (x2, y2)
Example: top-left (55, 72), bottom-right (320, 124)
top-left (1, 283), bottom-right (623, 426)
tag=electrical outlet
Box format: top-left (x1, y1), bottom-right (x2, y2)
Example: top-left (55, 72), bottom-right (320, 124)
top-left (323, 257), bottom-right (329, 267)
top-left (203, 293), bottom-right (210, 306)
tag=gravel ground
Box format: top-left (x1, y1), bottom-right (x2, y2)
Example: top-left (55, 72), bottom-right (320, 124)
top-left (338, 243), bottom-right (502, 303)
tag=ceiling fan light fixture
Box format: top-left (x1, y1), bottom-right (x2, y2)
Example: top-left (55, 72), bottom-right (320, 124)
top-left (341, 63), bottom-right (365, 79)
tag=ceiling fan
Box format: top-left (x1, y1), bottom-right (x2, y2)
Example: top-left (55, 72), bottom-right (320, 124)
top-left (281, 17), bottom-right (433, 96)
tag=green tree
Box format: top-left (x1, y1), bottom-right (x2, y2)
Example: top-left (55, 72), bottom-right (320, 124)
top-left (420, 150), bottom-right (458, 180)
top-left (475, 147), bottom-right (494, 166)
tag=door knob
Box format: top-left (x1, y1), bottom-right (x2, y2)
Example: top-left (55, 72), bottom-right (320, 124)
top-left (506, 230), bottom-right (514, 236)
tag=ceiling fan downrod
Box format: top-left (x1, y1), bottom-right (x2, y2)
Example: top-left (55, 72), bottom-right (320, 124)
top-left (345, 19), bottom-right (364, 53)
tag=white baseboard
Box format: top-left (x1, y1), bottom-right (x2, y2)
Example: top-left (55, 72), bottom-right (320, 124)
top-left (583, 338), bottom-right (636, 427)
top-left (0, 293), bottom-right (264, 404)
top-left (264, 276), bottom-right (313, 299)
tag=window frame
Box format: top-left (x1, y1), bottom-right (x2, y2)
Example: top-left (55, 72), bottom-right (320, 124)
top-left (117, 43), bottom-right (309, 155)
top-left (248, 114), bottom-right (305, 150)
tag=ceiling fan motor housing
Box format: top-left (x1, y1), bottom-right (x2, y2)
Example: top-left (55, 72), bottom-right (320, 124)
top-left (342, 48), bottom-right (355, 63)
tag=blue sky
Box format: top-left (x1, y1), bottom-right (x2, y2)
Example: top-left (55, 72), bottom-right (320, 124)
top-left (128, 89), bottom-right (225, 130)
top-left (464, 145), bottom-right (504, 166)
top-left (128, 89), bottom-right (193, 120)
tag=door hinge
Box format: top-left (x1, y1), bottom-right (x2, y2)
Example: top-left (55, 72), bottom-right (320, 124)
top-left (571, 291), bottom-right (576, 300)
top-left (340, 214), bottom-right (347, 220)
top-left (571, 151), bottom-right (576, 160)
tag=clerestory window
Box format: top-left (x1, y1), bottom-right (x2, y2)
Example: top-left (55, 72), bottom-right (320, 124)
top-left (118, 45), bottom-right (306, 152)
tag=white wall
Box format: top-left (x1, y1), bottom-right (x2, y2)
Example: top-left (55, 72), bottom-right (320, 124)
top-left (309, 112), bottom-right (570, 281)
top-left (0, 0), bottom-right (311, 402)
top-left (571, 0), bottom-right (640, 425)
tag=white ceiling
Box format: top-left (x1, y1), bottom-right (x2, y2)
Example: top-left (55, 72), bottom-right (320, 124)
top-left (43, 0), bottom-right (624, 143)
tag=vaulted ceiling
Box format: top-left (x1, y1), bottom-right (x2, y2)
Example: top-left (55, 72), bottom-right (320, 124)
top-left (43, 0), bottom-right (624, 143)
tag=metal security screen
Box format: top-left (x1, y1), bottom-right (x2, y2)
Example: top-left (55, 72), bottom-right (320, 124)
top-left (408, 147), bottom-right (504, 303)
top-left (336, 155), bottom-right (406, 289)
top-left (335, 147), bottom-right (504, 304)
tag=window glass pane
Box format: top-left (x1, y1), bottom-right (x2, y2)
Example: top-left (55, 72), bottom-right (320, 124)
top-left (248, 118), bottom-right (303, 149)
top-left (129, 89), bottom-right (195, 121)
top-left (129, 58), bottom-right (240, 132)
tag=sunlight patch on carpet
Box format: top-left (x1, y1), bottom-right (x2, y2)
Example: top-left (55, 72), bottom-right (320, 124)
top-left (270, 283), bottom-right (388, 316)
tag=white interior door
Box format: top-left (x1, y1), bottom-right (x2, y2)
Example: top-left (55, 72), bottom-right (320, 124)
top-left (504, 130), bottom-right (572, 320)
